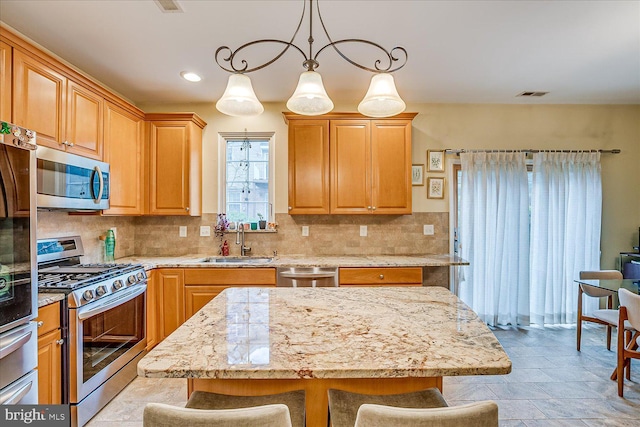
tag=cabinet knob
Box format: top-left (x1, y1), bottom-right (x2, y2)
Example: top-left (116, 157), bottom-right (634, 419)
top-left (37, 321), bottom-right (44, 328)
top-left (288, 206), bottom-right (292, 210)
top-left (367, 206), bottom-right (372, 210)
top-left (185, 207), bottom-right (190, 212)
top-left (68, 142), bottom-right (74, 147)
top-left (372, 206), bottom-right (376, 210)
top-left (379, 274), bottom-right (384, 279)
top-left (55, 339), bottom-right (64, 345)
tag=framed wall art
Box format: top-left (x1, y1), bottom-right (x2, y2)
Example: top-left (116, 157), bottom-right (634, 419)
top-left (427, 150), bottom-right (445, 172)
top-left (411, 164), bottom-right (424, 186)
top-left (427, 177), bottom-right (445, 199)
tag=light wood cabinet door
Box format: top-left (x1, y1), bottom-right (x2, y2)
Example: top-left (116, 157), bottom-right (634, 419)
top-left (185, 286), bottom-right (227, 319)
top-left (36, 302), bottom-right (62, 405)
top-left (370, 120), bottom-right (412, 214)
top-left (103, 102), bottom-right (144, 215)
top-left (287, 120), bottom-right (330, 214)
top-left (147, 114), bottom-right (204, 216)
top-left (65, 80), bottom-right (103, 160)
top-left (37, 328), bottom-right (63, 404)
top-left (12, 49), bottom-right (66, 149)
top-left (330, 120), bottom-right (371, 214)
top-left (156, 269), bottom-right (185, 341)
top-left (146, 270), bottom-right (158, 351)
top-left (0, 40), bottom-right (11, 123)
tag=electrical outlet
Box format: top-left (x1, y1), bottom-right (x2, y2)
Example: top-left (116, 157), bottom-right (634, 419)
top-left (423, 224), bottom-right (435, 235)
top-left (301, 226), bottom-right (309, 237)
top-left (179, 226), bottom-right (187, 237)
top-left (110, 227), bottom-right (117, 239)
top-left (360, 225), bottom-right (368, 237)
top-left (200, 226), bottom-right (211, 237)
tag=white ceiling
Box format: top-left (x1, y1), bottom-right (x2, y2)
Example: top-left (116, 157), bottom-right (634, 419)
top-left (1, 0), bottom-right (639, 106)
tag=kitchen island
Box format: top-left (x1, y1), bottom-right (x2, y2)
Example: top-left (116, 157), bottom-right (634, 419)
top-left (138, 286), bottom-right (510, 427)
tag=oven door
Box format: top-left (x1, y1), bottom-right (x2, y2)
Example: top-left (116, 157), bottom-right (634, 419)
top-left (0, 132), bottom-right (37, 333)
top-left (69, 284), bottom-right (146, 403)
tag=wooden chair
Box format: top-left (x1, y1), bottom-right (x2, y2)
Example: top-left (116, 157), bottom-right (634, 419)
top-left (616, 288), bottom-right (640, 397)
top-left (143, 402), bottom-right (292, 427)
top-left (354, 401), bottom-right (499, 427)
top-left (184, 390), bottom-right (305, 427)
top-left (327, 388), bottom-right (449, 427)
top-left (577, 270), bottom-right (623, 351)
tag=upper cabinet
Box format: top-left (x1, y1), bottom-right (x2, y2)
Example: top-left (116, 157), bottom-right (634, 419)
top-left (146, 113), bottom-right (207, 216)
top-left (285, 112), bottom-right (416, 215)
top-left (103, 102), bottom-right (144, 215)
top-left (12, 48), bottom-right (104, 159)
top-left (0, 40), bottom-right (11, 123)
top-left (287, 120), bottom-right (330, 214)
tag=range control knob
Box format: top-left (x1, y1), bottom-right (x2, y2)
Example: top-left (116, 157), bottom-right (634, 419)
top-left (127, 275), bottom-right (137, 285)
top-left (136, 271), bottom-right (146, 281)
top-left (112, 280), bottom-right (124, 291)
top-left (82, 290), bottom-right (94, 302)
top-left (95, 285), bottom-right (107, 297)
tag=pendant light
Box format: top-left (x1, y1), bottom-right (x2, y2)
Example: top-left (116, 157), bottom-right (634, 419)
top-left (358, 73), bottom-right (406, 117)
top-left (215, 74), bottom-right (264, 117)
top-left (286, 71), bottom-right (334, 116)
top-left (214, 0), bottom-right (407, 117)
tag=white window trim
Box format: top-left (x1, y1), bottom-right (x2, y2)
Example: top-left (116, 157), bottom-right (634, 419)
top-left (218, 131), bottom-right (276, 221)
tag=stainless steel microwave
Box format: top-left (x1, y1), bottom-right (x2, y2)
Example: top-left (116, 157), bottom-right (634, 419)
top-left (36, 146), bottom-right (110, 210)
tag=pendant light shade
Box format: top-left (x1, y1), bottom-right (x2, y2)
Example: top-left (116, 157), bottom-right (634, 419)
top-left (216, 74), bottom-right (264, 117)
top-left (286, 71), bottom-right (334, 116)
top-left (357, 73), bottom-right (406, 117)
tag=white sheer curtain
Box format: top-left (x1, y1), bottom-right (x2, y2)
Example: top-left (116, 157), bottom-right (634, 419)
top-left (459, 152), bottom-right (530, 326)
top-left (530, 152), bottom-right (602, 324)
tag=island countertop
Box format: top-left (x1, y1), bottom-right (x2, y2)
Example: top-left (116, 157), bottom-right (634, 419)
top-left (138, 286), bottom-right (510, 380)
top-left (118, 254), bottom-right (468, 270)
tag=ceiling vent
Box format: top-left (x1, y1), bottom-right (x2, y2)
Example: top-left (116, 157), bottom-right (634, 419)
top-left (154, 0), bottom-right (183, 13)
top-left (516, 91), bottom-right (549, 97)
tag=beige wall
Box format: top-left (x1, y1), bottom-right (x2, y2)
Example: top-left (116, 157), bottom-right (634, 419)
top-left (140, 101), bottom-right (640, 268)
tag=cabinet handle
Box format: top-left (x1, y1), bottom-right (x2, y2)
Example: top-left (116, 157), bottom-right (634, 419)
top-left (37, 321), bottom-right (44, 328)
top-left (379, 274), bottom-right (384, 279)
top-left (55, 339), bottom-right (64, 346)
top-left (185, 207), bottom-right (190, 212)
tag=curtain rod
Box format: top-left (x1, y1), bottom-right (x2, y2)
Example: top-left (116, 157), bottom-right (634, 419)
top-left (444, 148), bottom-right (621, 155)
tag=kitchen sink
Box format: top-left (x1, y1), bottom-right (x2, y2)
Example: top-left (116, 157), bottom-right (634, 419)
top-left (199, 257), bottom-right (273, 264)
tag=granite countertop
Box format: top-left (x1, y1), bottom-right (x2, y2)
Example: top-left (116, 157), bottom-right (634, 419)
top-left (117, 254), bottom-right (469, 270)
top-left (138, 286), bottom-right (510, 380)
top-left (38, 292), bottom-right (65, 308)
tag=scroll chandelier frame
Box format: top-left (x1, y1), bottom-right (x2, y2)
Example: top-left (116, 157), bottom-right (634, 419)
top-left (214, 0), bottom-right (408, 117)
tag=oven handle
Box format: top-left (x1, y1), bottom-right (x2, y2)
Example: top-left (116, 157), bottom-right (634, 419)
top-left (76, 284), bottom-right (146, 320)
top-left (0, 329), bottom-right (32, 360)
top-left (0, 378), bottom-right (33, 405)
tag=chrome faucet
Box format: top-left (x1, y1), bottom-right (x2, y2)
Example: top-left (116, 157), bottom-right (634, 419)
top-left (236, 223), bottom-right (251, 256)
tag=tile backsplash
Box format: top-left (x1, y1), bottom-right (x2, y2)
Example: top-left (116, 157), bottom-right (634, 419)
top-left (37, 212), bottom-right (449, 261)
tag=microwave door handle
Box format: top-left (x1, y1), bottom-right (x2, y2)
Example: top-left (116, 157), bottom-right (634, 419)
top-left (76, 284), bottom-right (146, 320)
top-left (92, 165), bottom-right (104, 204)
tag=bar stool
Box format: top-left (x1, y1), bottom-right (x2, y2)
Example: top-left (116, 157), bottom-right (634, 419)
top-left (143, 402), bottom-right (292, 427)
top-left (354, 401), bottom-right (499, 427)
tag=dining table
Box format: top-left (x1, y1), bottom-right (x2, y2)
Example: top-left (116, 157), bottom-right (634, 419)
top-left (575, 278), bottom-right (640, 296)
top-left (137, 286), bottom-right (512, 427)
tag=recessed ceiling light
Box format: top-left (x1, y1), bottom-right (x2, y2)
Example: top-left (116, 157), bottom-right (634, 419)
top-left (180, 71), bottom-right (201, 82)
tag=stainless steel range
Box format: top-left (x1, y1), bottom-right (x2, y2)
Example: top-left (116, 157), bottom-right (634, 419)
top-left (37, 236), bottom-right (147, 427)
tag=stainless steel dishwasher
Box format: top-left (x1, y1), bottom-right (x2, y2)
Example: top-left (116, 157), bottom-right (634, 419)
top-left (276, 267), bottom-right (339, 287)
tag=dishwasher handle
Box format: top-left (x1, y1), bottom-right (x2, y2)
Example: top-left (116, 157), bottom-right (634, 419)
top-left (279, 272), bottom-right (337, 279)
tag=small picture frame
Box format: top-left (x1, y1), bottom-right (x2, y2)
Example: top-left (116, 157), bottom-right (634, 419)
top-left (427, 177), bottom-right (445, 199)
top-left (411, 164), bottom-right (424, 186)
top-left (427, 150), bottom-right (445, 172)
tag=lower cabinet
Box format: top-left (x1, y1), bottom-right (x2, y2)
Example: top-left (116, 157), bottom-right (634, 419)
top-left (339, 267), bottom-right (423, 287)
top-left (155, 269), bottom-right (185, 343)
top-left (36, 302), bottom-right (62, 404)
top-left (146, 270), bottom-right (158, 351)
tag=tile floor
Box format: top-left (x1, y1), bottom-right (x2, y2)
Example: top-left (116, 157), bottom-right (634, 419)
top-left (86, 324), bottom-right (639, 427)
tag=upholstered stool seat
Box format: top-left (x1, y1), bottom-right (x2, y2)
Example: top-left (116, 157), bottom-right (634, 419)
top-left (186, 390), bottom-right (305, 427)
top-left (143, 402), bottom-right (292, 427)
top-left (354, 401), bottom-right (499, 427)
top-left (327, 388), bottom-right (448, 427)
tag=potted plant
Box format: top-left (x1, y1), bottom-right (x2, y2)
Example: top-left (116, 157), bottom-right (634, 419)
top-left (257, 213), bottom-right (267, 230)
